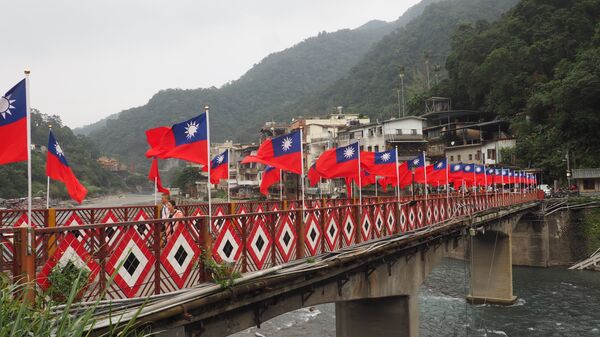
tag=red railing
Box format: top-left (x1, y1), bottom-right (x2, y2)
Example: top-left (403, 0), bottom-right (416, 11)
top-left (0, 191), bottom-right (543, 300)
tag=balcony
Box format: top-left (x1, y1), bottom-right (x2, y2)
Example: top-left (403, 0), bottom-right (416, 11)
top-left (385, 134), bottom-right (424, 142)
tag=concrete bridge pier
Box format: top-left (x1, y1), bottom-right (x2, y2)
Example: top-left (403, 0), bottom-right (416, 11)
top-left (335, 292), bottom-right (418, 337)
top-left (467, 220), bottom-right (517, 305)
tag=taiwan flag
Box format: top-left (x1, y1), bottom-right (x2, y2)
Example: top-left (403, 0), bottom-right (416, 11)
top-left (449, 163), bottom-right (463, 183)
top-left (46, 131), bottom-right (87, 204)
top-left (361, 149), bottom-right (397, 177)
top-left (202, 150), bottom-right (229, 184)
top-left (486, 168), bottom-right (496, 185)
top-left (378, 162), bottom-right (412, 191)
top-left (260, 165), bottom-right (281, 196)
top-left (314, 143), bottom-right (360, 179)
top-left (474, 165), bottom-right (485, 186)
top-left (0, 79), bottom-right (27, 165)
top-left (145, 114), bottom-right (209, 165)
top-left (462, 164), bottom-right (475, 186)
top-left (409, 153), bottom-right (428, 184)
top-left (308, 164), bottom-right (321, 187)
top-left (428, 159), bottom-right (448, 186)
top-left (242, 130), bottom-right (302, 174)
top-left (148, 157), bottom-right (169, 195)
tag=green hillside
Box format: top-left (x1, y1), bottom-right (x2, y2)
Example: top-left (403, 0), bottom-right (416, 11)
top-left (286, 0), bottom-right (519, 121)
top-left (0, 111), bottom-right (135, 200)
top-left (434, 0), bottom-right (600, 178)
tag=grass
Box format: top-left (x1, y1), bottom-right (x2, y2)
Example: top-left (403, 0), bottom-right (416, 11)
top-left (582, 208), bottom-right (600, 255)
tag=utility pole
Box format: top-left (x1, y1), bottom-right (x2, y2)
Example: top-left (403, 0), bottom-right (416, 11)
top-left (566, 149), bottom-right (572, 187)
top-left (424, 51), bottom-right (431, 90)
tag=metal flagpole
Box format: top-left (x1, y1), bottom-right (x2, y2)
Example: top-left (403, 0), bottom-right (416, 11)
top-left (280, 169), bottom-right (283, 201)
top-left (46, 125), bottom-right (52, 209)
top-left (423, 151), bottom-right (428, 204)
top-left (299, 128), bottom-right (306, 216)
top-left (375, 176), bottom-right (378, 198)
top-left (205, 106), bottom-right (212, 230)
top-left (395, 146), bottom-right (401, 202)
top-left (227, 148), bottom-right (231, 203)
top-left (357, 141), bottom-right (363, 209)
top-left (154, 177), bottom-right (158, 205)
top-left (483, 164), bottom-right (488, 208)
top-left (25, 69), bottom-right (33, 254)
top-left (445, 156), bottom-right (450, 202)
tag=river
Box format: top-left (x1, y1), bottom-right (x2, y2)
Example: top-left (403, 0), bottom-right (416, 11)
top-left (231, 258), bottom-right (600, 337)
top-left (79, 193), bottom-right (155, 208)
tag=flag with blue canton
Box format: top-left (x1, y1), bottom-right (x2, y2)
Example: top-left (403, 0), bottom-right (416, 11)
top-left (335, 142), bottom-right (359, 163)
top-left (172, 114), bottom-right (208, 146)
top-left (433, 158), bottom-right (447, 171)
top-left (272, 130), bottom-right (301, 157)
top-left (241, 129), bottom-right (302, 174)
top-left (0, 79), bottom-right (28, 165)
top-left (408, 153), bottom-right (425, 169)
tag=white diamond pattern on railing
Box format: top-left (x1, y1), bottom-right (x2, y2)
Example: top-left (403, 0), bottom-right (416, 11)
top-left (374, 208), bottom-right (384, 236)
top-left (247, 219), bottom-right (272, 270)
top-left (342, 212), bottom-right (355, 245)
top-left (304, 214), bottom-right (321, 256)
top-left (212, 220), bottom-right (242, 263)
top-left (360, 213), bottom-right (372, 241)
top-left (160, 225), bottom-right (200, 289)
top-left (324, 215), bottom-right (339, 250)
top-left (275, 216), bottom-right (296, 262)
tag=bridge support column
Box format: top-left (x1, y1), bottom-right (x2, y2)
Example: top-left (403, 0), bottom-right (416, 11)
top-left (335, 293), bottom-right (418, 337)
top-left (467, 226), bottom-right (517, 305)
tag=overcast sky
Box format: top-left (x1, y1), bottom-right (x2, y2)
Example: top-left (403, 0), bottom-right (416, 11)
top-left (1, 0), bottom-right (419, 128)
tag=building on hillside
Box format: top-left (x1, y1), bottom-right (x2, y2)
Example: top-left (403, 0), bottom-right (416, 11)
top-left (572, 169), bottom-right (600, 195)
top-left (421, 97), bottom-right (514, 164)
top-left (336, 116), bottom-right (426, 161)
top-left (260, 121), bottom-right (289, 142)
top-left (97, 156), bottom-right (128, 172)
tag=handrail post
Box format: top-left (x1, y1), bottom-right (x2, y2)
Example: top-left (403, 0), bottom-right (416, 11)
top-left (47, 208), bottom-right (56, 257)
top-left (296, 209), bottom-right (305, 259)
top-left (16, 226), bottom-right (36, 304)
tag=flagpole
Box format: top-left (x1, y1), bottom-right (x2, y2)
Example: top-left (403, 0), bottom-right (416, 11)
top-left (205, 106), bottom-right (212, 230)
top-left (299, 127), bottom-right (306, 215)
top-left (24, 69), bottom-right (33, 255)
top-left (280, 169), bottom-right (283, 201)
top-left (154, 177), bottom-right (158, 205)
top-left (357, 141), bottom-right (362, 209)
top-left (227, 148), bottom-right (231, 203)
top-left (46, 125), bottom-right (52, 208)
top-left (445, 156), bottom-right (450, 205)
top-left (423, 151), bottom-right (428, 204)
top-left (375, 176), bottom-right (378, 198)
top-left (394, 146), bottom-right (400, 202)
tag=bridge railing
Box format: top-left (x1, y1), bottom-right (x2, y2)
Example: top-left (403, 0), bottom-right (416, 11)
top-left (0, 191), bottom-right (543, 301)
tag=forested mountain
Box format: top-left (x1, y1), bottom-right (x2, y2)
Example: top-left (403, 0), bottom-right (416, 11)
top-left (0, 112), bottom-right (131, 200)
top-left (76, 0), bottom-right (445, 169)
top-left (286, 0), bottom-right (519, 121)
top-left (434, 0), bottom-right (600, 178)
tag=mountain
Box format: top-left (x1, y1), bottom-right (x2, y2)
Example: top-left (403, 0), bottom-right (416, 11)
top-left (286, 0), bottom-right (520, 121)
top-left (435, 0), bottom-right (600, 178)
top-left (0, 112), bottom-right (130, 200)
top-left (76, 0), bottom-right (445, 169)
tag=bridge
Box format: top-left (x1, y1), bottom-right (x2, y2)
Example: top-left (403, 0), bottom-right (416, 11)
top-left (0, 191), bottom-right (543, 336)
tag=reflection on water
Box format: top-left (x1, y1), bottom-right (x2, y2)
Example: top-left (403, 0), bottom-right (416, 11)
top-left (232, 258), bottom-right (600, 337)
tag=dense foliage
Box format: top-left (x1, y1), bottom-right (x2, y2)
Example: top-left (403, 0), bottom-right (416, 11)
top-left (0, 111), bottom-right (133, 200)
top-left (436, 0), bottom-right (600, 178)
top-left (287, 0), bottom-right (518, 121)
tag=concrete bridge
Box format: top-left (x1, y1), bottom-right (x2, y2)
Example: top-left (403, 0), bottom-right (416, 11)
top-left (0, 192), bottom-right (542, 336)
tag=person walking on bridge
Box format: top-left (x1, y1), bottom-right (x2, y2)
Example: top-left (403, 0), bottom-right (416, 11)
top-left (166, 200), bottom-right (184, 241)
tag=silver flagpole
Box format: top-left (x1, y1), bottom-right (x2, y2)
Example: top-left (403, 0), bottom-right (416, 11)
top-left (205, 106), bottom-right (212, 230)
top-left (299, 128), bottom-right (306, 216)
top-left (227, 148), bottom-right (231, 203)
top-left (154, 177), bottom-right (158, 205)
top-left (279, 169), bottom-right (283, 201)
top-left (46, 125), bottom-right (52, 209)
top-left (394, 146), bottom-right (400, 202)
top-left (375, 176), bottom-right (378, 198)
top-left (24, 69), bottom-right (33, 254)
top-left (423, 151), bottom-right (428, 204)
top-left (357, 142), bottom-right (362, 209)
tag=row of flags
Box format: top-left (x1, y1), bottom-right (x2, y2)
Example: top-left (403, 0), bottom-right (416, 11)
top-left (1, 79), bottom-right (87, 204)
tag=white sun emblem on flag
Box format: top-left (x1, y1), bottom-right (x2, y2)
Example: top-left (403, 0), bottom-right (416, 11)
top-left (281, 137), bottom-right (293, 152)
top-left (216, 154), bottom-right (224, 164)
top-left (380, 153), bottom-right (391, 162)
top-left (0, 94), bottom-right (16, 119)
top-left (55, 143), bottom-right (64, 157)
top-left (437, 162), bottom-right (443, 168)
top-left (343, 146), bottom-right (355, 159)
top-left (413, 158), bottom-right (420, 165)
top-left (454, 165), bottom-right (460, 170)
top-left (185, 121), bottom-right (199, 139)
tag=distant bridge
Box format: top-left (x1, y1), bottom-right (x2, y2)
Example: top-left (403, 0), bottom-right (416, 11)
top-left (0, 191), bottom-right (543, 337)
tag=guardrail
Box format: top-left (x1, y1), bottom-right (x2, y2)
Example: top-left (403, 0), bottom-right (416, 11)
top-left (0, 191), bottom-right (543, 301)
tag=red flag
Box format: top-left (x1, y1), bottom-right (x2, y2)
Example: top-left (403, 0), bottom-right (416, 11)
top-left (378, 163), bottom-right (412, 191)
top-left (0, 80), bottom-right (27, 165)
top-left (260, 166), bottom-right (281, 196)
top-left (308, 164), bottom-right (321, 187)
top-left (148, 157), bottom-right (169, 195)
top-left (144, 114), bottom-right (209, 165)
top-left (360, 150), bottom-right (397, 177)
top-left (315, 143), bottom-right (360, 180)
top-left (242, 130), bottom-right (302, 174)
top-left (202, 150), bottom-right (229, 184)
top-left (46, 131), bottom-right (87, 204)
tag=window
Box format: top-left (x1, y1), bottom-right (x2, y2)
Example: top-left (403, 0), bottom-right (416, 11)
top-left (411, 129), bottom-right (417, 135)
top-left (377, 127), bottom-right (383, 135)
top-left (487, 149), bottom-right (497, 160)
top-left (396, 129), bottom-right (403, 135)
top-left (367, 146), bottom-right (372, 152)
top-left (374, 145), bottom-right (379, 152)
top-left (368, 129), bottom-right (374, 137)
top-left (450, 156), bottom-right (454, 162)
top-left (583, 179), bottom-right (595, 190)
top-left (476, 150), bottom-right (481, 161)
top-left (457, 155), bottom-right (461, 161)
top-left (360, 145), bottom-right (364, 151)
top-left (468, 154), bottom-right (473, 161)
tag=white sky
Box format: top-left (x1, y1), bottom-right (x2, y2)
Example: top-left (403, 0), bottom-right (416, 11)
top-left (1, 0), bottom-right (419, 128)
